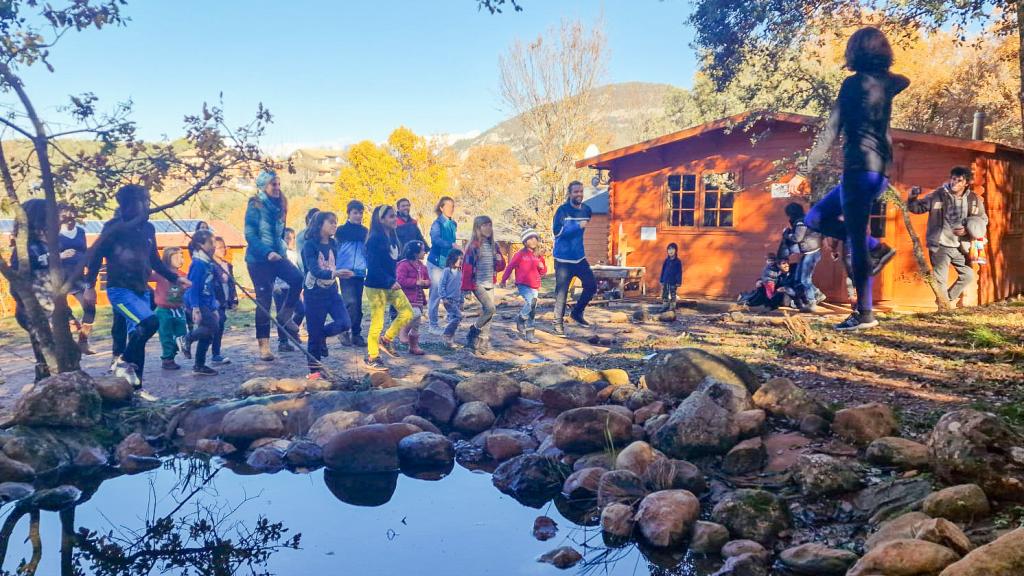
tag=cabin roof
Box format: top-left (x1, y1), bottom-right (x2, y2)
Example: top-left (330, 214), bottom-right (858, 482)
top-left (576, 111), bottom-right (1024, 170)
top-left (0, 218), bottom-right (245, 246)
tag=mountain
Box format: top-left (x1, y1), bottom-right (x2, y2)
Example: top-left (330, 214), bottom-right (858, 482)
top-left (450, 81), bottom-right (678, 158)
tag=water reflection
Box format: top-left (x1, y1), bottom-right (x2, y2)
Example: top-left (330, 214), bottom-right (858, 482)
top-left (0, 457), bottom-right (723, 575)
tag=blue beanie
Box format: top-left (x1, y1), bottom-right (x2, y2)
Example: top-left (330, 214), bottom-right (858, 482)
top-left (256, 169), bottom-right (277, 193)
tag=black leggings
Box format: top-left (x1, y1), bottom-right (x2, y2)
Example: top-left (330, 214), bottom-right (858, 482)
top-left (212, 306), bottom-right (228, 356)
top-left (188, 308), bottom-right (219, 368)
top-left (553, 259), bottom-right (597, 320)
top-left (124, 315), bottom-right (159, 379)
top-left (273, 288), bottom-right (305, 343)
top-left (247, 259), bottom-right (303, 339)
top-left (305, 288), bottom-right (351, 373)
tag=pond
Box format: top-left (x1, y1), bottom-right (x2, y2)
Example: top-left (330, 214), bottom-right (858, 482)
top-left (0, 458), bottom-right (726, 576)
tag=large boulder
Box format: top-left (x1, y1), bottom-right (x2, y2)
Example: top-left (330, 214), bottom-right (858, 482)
top-left (283, 440), bottom-right (322, 468)
top-left (11, 371), bottom-right (101, 428)
top-left (865, 512), bottom-right (932, 551)
top-left (492, 454), bottom-right (572, 508)
top-left (597, 470), bottom-right (647, 508)
top-left (221, 405), bottom-right (284, 441)
top-left (795, 453), bottom-right (865, 497)
top-left (600, 502), bottom-right (635, 538)
top-left (914, 518), bottom-right (974, 557)
top-left (452, 401), bottom-right (495, 434)
top-left (689, 521), bottom-right (730, 555)
top-left (927, 409), bottom-right (1024, 501)
top-left (922, 484), bottom-right (990, 523)
top-left (455, 373), bottom-right (520, 409)
top-left (416, 379), bottom-right (458, 425)
top-left (643, 348), bottom-right (758, 399)
top-left (246, 443), bottom-right (287, 473)
top-left (634, 490), bottom-right (700, 548)
top-left (397, 432), bottom-right (454, 472)
top-left (751, 377), bottom-right (829, 422)
top-left (736, 409), bottom-right (767, 439)
top-left (722, 437), bottom-right (767, 475)
top-left (322, 424), bottom-right (399, 473)
top-left (563, 467), bottom-right (604, 501)
top-left (643, 458), bottom-right (706, 494)
top-left (615, 441), bottom-right (661, 477)
top-left (847, 539), bottom-right (960, 576)
top-left (483, 429), bottom-right (538, 461)
top-left (778, 543), bottom-right (859, 576)
top-left (240, 376), bottom-right (331, 397)
top-left (867, 437), bottom-right (930, 470)
top-left (541, 381), bottom-right (598, 411)
top-left (711, 489), bottom-right (790, 546)
top-left (93, 375), bottom-right (133, 405)
top-left (552, 407), bottom-right (633, 454)
top-left (833, 403), bottom-right (899, 446)
top-left (652, 380), bottom-right (743, 458)
top-left (307, 411), bottom-right (375, 447)
top-left (939, 526), bottom-right (1024, 575)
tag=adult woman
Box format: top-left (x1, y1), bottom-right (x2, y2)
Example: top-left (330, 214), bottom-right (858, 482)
top-left (363, 205), bottom-right (413, 371)
top-left (426, 196), bottom-right (456, 334)
top-left (244, 169), bottom-right (303, 360)
top-left (795, 27), bottom-right (908, 332)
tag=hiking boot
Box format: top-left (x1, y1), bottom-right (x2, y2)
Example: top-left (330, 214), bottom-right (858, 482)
top-left (177, 335), bottom-right (192, 359)
top-left (363, 356), bottom-right (387, 372)
top-left (408, 334), bottom-right (425, 355)
top-left (378, 336), bottom-right (400, 358)
top-left (524, 329), bottom-right (541, 344)
top-left (193, 365), bottom-right (218, 376)
top-left (351, 334), bottom-right (367, 347)
top-left (465, 325), bottom-right (481, 351)
top-left (258, 338), bottom-right (275, 361)
top-left (211, 354), bottom-right (230, 365)
top-left (551, 322), bottom-right (566, 338)
top-left (835, 313), bottom-right (879, 332)
top-left (162, 359), bottom-right (181, 371)
top-left (570, 313), bottom-right (591, 327)
top-left (338, 332), bottom-right (352, 347)
top-left (515, 316), bottom-right (527, 337)
top-left (278, 340), bottom-right (297, 353)
top-left (870, 243), bottom-right (896, 276)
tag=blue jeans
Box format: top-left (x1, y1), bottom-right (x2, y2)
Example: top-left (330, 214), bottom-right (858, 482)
top-left (806, 171), bottom-right (886, 316)
top-left (797, 250), bottom-right (823, 303)
top-left (517, 285), bottom-right (539, 327)
top-left (427, 262), bottom-right (445, 328)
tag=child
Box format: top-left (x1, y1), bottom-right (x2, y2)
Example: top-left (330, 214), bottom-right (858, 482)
top-left (438, 249), bottom-right (464, 348)
top-left (461, 215), bottom-right (506, 355)
top-left (396, 241), bottom-right (430, 355)
top-left (335, 200), bottom-right (368, 347)
top-left (211, 236), bottom-right (238, 364)
top-left (153, 247), bottom-right (189, 370)
top-left (499, 228), bottom-right (547, 344)
top-left (746, 259), bottom-right (792, 310)
top-left (57, 203), bottom-right (97, 355)
top-left (10, 199), bottom-right (55, 382)
top-left (738, 254), bottom-right (780, 306)
top-left (184, 230), bottom-right (221, 376)
top-left (363, 205), bottom-right (414, 371)
top-left (659, 242), bottom-right (683, 311)
top-left (273, 227), bottom-right (305, 353)
top-left (302, 211), bottom-right (354, 379)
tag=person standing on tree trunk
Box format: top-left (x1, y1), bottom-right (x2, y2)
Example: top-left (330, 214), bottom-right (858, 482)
top-left (551, 181), bottom-right (597, 337)
top-left (794, 26), bottom-right (909, 332)
top-left (426, 196), bottom-right (457, 335)
top-left (907, 166), bottom-right (989, 307)
top-left (244, 170), bottom-right (303, 362)
top-left (86, 184), bottom-right (191, 400)
top-left (57, 203), bottom-right (97, 355)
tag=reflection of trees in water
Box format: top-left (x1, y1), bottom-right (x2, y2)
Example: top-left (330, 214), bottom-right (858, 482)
top-left (0, 457), bottom-right (301, 576)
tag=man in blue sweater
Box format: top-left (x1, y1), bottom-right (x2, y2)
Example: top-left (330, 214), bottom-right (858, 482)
top-left (551, 181), bottom-right (597, 337)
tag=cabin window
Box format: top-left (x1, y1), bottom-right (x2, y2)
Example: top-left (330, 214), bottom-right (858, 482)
top-left (1011, 166), bottom-right (1024, 234)
top-left (667, 174), bottom-right (697, 227)
top-left (869, 201), bottom-right (886, 238)
top-left (702, 173), bottom-right (735, 228)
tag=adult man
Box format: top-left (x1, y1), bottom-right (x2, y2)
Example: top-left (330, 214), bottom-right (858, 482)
top-left (395, 198), bottom-right (427, 250)
top-left (336, 200), bottom-right (369, 346)
top-left (86, 184), bottom-right (190, 398)
top-left (551, 181), bottom-right (597, 337)
top-left (908, 166), bottom-right (989, 305)
top-left (779, 202), bottom-right (824, 312)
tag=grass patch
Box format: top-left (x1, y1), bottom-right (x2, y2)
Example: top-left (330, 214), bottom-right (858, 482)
top-left (966, 326), bottom-right (1010, 349)
top-left (969, 401), bottom-right (1024, 428)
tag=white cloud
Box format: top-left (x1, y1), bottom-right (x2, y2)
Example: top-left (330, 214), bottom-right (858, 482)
top-left (263, 138), bottom-right (358, 159)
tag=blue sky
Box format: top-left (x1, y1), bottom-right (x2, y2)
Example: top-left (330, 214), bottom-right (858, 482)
top-left (15, 1), bottom-right (697, 153)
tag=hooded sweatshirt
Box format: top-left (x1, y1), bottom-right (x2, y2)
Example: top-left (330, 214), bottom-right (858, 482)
top-left (552, 200), bottom-right (591, 264)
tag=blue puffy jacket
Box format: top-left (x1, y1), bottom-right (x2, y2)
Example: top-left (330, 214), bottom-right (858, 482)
top-left (552, 201), bottom-right (591, 263)
top-left (334, 221), bottom-right (368, 277)
top-left (244, 192), bottom-right (287, 265)
top-left (427, 216), bottom-right (457, 268)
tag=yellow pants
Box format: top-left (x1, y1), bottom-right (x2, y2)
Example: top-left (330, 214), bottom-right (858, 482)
top-left (365, 287), bottom-right (414, 359)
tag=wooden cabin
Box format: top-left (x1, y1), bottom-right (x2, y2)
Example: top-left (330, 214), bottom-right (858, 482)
top-left (576, 112), bottom-right (1024, 310)
top-left (0, 218), bottom-right (246, 315)
top-left (583, 189), bottom-right (610, 265)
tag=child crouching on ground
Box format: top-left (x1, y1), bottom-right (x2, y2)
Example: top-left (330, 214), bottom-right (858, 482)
top-left (153, 247), bottom-right (189, 370)
top-left (659, 242), bottom-right (682, 310)
top-left (184, 230), bottom-right (221, 376)
top-left (396, 241), bottom-right (430, 355)
top-left (438, 249), bottom-right (464, 348)
top-left (499, 228), bottom-right (547, 344)
top-left (738, 254), bottom-right (780, 305)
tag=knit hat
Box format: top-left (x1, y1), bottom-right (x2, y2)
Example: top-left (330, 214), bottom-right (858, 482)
top-left (521, 228), bottom-right (540, 243)
top-left (255, 169), bottom-right (277, 193)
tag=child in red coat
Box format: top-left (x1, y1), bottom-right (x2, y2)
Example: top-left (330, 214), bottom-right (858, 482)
top-left (500, 228), bottom-right (547, 343)
top-left (396, 240), bottom-right (430, 355)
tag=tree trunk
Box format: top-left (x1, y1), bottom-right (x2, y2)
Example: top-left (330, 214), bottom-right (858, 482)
top-left (60, 508), bottom-right (75, 576)
top-left (1019, 8), bottom-right (1024, 146)
top-left (885, 188), bottom-right (953, 311)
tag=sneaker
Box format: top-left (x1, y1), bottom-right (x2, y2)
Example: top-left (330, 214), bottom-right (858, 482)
top-left (193, 365), bottom-right (218, 376)
top-left (551, 323), bottom-right (567, 338)
top-left (870, 243), bottom-right (896, 276)
top-left (515, 316), bottom-right (527, 337)
top-left (338, 332), bottom-right (352, 347)
top-left (363, 356), bottom-right (387, 371)
top-left (211, 354), bottom-right (231, 365)
top-left (177, 336), bottom-right (191, 360)
top-left (161, 359), bottom-right (181, 371)
top-left (114, 359), bottom-right (140, 388)
top-left (524, 330), bottom-right (541, 344)
top-left (428, 324), bottom-right (443, 336)
top-left (137, 390), bottom-right (160, 402)
top-left (815, 293), bottom-right (828, 305)
top-left (378, 336), bottom-right (400, 358)
top-left (351, 334), bottom-right (367, 347)
top-left (835, 313), bottom-right (879, 332)
top-left (570, 314), bottom-right (591, 328)
top-left (307, 371), bottom-right (324, 381)
top-left (441, 334), bottom-right (458, 348)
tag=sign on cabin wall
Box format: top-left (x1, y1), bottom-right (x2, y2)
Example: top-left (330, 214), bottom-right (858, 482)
top-left (640, 227), bottom-right (657, 241)
top-left (771, 183), bottom-right (791, 198)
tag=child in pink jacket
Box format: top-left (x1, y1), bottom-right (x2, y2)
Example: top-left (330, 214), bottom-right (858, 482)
top-left (396, 240), bottom-right (430, 355)
top-left (499, 228), bottom-right (547, 343)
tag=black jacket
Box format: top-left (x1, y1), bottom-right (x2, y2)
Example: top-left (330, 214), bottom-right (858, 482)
top-left (779, 217), bottom-right (822, 258)
top-left (396, 214), bottom-right (427, 252)
top-left (659, 256), bottom-right (682, 285)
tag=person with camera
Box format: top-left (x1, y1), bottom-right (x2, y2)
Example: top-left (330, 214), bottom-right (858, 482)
top-left (907, 166), bottom-right (989, 306)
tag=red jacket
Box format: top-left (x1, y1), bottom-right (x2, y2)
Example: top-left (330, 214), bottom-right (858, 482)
top-left (396, 259), bottom-right (429, 307)
top-left (461, 240), bottom-right (506, 291)
top-left (500, 248), bottom-right (547, 289)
